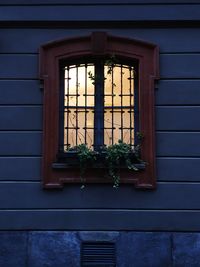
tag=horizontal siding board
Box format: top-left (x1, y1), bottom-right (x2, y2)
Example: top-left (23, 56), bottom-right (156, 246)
top-left (1, 29), bottom-right (200, 53)
top-left (160, 54), bottom-right (200, 79)
top-left (1, 0), bottom-right (200, 5)
top-left (0, 132), bottom-right (199, 156)
top-left (0, 157), bottom-right (41, 181)
top-left (156, 107), bottom-right (200, 131)
top-left (0, 157), bottom-right (198, 182)
top-left (156, 80), bottom-right (200, 105)
top-left (0, 107), bottom-right (42, 130)
top-left (1, 182), bottom-right (200, 209)
top-left (0, 55), bottom-right (37, 79)
top-left (156, 132), bottom-right (200, 157)
top-left (2, 106), bottom-right (200, 131)
top-left (0, 210), bottom-right (200, 231)
top-left (157, 158), bottom-right (200, 182)
top-left (0, 81), bottom-right (199, 107)
top-left (156, 133), bottom-right (200, 157)
top-left (0, 81), bottom-right (42, 105)
top-left (0, 132), bottom-right (41, 156)
top-left (0, 5), bottom-right (200, 22)
top-left (0, 29), bottom-right (87, 54)
top-left (1, 54), bottom-right (200, 79)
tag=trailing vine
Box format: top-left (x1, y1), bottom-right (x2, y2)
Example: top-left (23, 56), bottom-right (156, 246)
top-left (68, 144), bottom-right (97, 188)
top-left (105, 54), bottom-right (118, 75)
top-left (66, 134), bottom-right (144, 188)
top-left (87, 71), bottom-right (96, 85)
top-left (104, 140), bottom-right (140, 188)
top-left (88, 55), bottom-right (118, 86)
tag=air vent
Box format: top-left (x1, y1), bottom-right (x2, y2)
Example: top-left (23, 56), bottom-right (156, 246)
top-left (81, 242), bottom-right (116, 266)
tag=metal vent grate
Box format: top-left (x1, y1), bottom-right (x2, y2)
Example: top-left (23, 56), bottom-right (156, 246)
top-left (81, 242), bottom-right (116, 266)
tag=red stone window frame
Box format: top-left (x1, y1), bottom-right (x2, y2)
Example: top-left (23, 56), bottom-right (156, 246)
top-left (40, 32), bottom-right (159, 189)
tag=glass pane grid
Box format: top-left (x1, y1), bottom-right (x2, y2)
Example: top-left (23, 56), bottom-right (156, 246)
top-left (104, 64), bottom-right (135, 146)
top-left (63, 62), bottom-right (136, 151)
top-left (64, 64), bottom-right (95, 149)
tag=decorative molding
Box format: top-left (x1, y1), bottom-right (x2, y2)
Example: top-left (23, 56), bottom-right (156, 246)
top-left (40, 32), bottom-right (159, 189)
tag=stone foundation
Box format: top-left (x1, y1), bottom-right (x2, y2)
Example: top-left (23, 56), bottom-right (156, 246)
top-left (0, 231), bottom-right (199, 266)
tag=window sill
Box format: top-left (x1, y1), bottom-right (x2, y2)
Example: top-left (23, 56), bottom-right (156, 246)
top-left (52, 162), bottom-right (146, 170)
top-left (53, 151), bottom-right (146, 170)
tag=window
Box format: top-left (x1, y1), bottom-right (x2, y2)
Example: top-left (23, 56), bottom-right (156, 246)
top-left (60, 60), bottom-right (138, 152)
top-left (40, 32), bottom-right (159, 189)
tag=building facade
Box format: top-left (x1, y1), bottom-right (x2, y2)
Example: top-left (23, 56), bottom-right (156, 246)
top-left (1, 0), bottom-right (200, 266)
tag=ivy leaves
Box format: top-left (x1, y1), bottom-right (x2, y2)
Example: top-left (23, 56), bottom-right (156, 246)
top-left (68, 137), bottom-right (143, 188)
top-left (104, 140), bottom-right (139, 188)
top-left (76, 144), bottom-right (97, 188)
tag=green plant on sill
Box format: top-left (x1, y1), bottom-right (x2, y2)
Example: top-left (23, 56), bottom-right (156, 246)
top-left (67, 134), bottom-right (143, 188)
top-left (104, 140), bottom-right (141, 188)
top-left (69, 144), bottom-right (97, 188)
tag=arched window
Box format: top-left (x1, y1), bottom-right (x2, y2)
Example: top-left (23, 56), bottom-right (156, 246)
top-left (40, 32), bottom-right (159, 189)
top-left (59, 59), bottom-right (138, 151)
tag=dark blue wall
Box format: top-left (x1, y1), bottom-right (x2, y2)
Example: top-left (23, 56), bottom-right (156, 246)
top-left (0, 0), bottom-right (200, 232)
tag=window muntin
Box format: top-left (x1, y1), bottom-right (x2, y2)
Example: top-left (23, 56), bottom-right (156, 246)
top-left (61, 60), bottom-right (138, 152)
top-left (63, 64), bottom-right (95, 149)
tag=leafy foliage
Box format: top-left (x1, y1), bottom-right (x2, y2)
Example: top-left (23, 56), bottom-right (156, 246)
top-left (105, 54), bottom-right (118, 75)
top-left (88, 55), bottom-right (118, 86)
top-left (88, 71), bottom-right (96, 85)
top-left (68, 144), bottom-right (97, 188)
top-left (67, 135), bottom-right (144, 188)
top-left (104, 140), bottom-right (140, 188)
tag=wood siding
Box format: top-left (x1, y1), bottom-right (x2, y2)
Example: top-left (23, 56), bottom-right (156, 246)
top-left (0, 1), bottom-right (200, 230)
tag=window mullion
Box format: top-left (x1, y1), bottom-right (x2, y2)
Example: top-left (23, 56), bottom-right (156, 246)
top-left (94, 61), bottom-right (104, 151)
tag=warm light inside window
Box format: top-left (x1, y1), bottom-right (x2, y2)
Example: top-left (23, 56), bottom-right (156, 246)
top-left (104, 65), bottom-right (135, 145)
top-left (63, 63), bottom-right (136, 150)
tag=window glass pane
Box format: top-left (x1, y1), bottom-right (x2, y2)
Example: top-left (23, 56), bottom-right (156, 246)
top-left (113, 109), bottom-right (122, 143)
top-left (64, 64), bottom-right (95, 149)
top-left (122, 109), bottom-right (134, 145)
top-left (87, 65), bottom-right (95, 106)
top-left (104, 65), bottom-right (112, 97)
top-left (104, 109), bottom-right (112, 129)
top-left (77, 65), bottom-right (86, 106)
top-left (63, 62), bottom-right (136, 150)
top-left (104, 129), bottom-right (113, 146)
top-left (67, 66), bottom-right (76, 106)
top-left (86, 109), bottom-right (94, 148)
top-left (113, 66), bottom-right (121, 107)
top-left (104, 63), bottom-right (136, 146)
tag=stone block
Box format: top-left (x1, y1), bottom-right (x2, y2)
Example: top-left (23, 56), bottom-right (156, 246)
top-left (79, 231), bottom-right (119, 242)
top-left (173, 233), bottom-right (200, 267)
top-left (28, 231), bottom-right (80, 267)
top-left (0, 231), bottom-right (27, 267)
top-left (117, 232), bottom-right (171, 267)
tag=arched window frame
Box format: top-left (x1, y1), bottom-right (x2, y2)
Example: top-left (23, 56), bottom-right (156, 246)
top-left (40, 32), bottom-right (159, 189)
